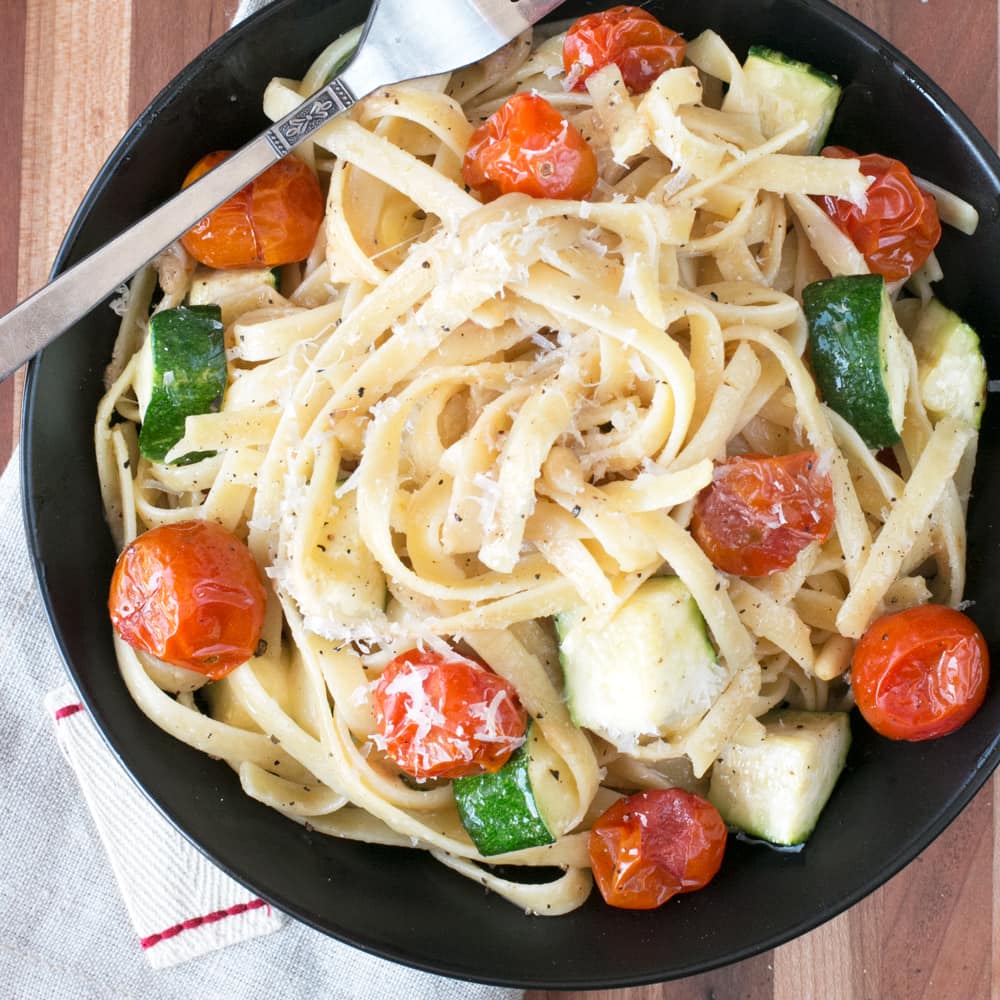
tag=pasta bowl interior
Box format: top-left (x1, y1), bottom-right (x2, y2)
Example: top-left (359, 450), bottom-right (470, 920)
top-left (23, 0), bottom-right (1000, 988)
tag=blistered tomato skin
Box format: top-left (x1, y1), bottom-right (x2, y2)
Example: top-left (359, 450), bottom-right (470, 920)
top-left (852, 605), bottom-right (989, 741)
top-left (563, 5), bottom-right (686, 94)
top-left (462, 93), bottom-right (597, 202)
top-left (372, 649), bottom-right (527, 780)
top-left (108, 520), bottom-right (267, 678)
top-left (814, 147), bottom-right (941, 281)
top-left (180, 150), bottom-right (324, 269)
top-left (589, 789), bottom-right (727, 910)
top-left (691, 451), bottom-right (836, 577)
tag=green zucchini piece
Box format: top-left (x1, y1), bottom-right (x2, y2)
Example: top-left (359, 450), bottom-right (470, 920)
top-left (743, 46), bottom-right (841, 155)
top-left (319, 26), bottom-right (363, 85)
top-left (804, 273), bottom-right (909, 448)
top-left (909, 298), bottom-right (987, 428)
top-left (708, 709), bottom-right (850, 846)
top-left (556, 578), bottom-right (729, 751)
top-left (453, 723), bottom-right (573, 856)
top-left (325, 48), bottom-right (358, 83)
top-left (138, 305), bottom-right (227, 464)
top-left (188, 268), bottom-right (281, 326)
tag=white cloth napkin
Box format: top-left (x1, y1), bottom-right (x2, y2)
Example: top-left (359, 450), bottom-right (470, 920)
top-left (0, 452), bottom-right (522, 999)
top-left (43, 684), bottom-right (284, 969)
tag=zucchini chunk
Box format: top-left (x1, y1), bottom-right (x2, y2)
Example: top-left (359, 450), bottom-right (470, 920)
top-left (453, 723), bottom-right (575, 856)
top-left (556, 578), bottom-right (729, 751)
top-left (908, 298), bottom-right (987, 428)
top-left (708, 709), bottom-right (850, 846)
top-left (804, 273), bottom-right (909, 449)
top-left (742, 46), bottom-right (841, 155)
top-left (188, 267), bottom-right (281, 326)
top-left (138, 305), bottom-right (227, 464)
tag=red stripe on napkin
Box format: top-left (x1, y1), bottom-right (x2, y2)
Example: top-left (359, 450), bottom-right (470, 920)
top-left (140, 899), bottom-right (270, 949)
top-left (54, 703), bottom-right (83, 722)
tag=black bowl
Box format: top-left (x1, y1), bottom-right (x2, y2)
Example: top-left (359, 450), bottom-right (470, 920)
top-left (22, 0), bottom-right (1000, 989)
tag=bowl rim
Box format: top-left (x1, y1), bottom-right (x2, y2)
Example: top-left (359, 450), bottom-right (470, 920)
top-left (20, 0), bottom-right (1000, 988)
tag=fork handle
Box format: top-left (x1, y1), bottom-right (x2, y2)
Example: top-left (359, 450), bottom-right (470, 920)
top-left (265, 79), bottom-right (358, 158)
top-left (264, 38), bottom-right (394, 156)
top-left (0, 43), bottom-right (388, 383)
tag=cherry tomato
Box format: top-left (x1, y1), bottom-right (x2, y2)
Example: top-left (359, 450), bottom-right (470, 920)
top-left (180, 150), bottom-right (324, 269)
top-left (109, 520), bottom-right (267, 678)
top-left (372, 649), bottom-right (527, 780)
top-left (462, 93), bottom-right (597, 202)
top-left (563, 6), bottom-right (686, 94)
top-left (691, 451), bottom-right (836, 577)
top-left (589, 788), bottom-right (727, 909)
top-left (852, 604), bottom-right (989, 741)
top-left (813, 146), bottom-right (941, 281)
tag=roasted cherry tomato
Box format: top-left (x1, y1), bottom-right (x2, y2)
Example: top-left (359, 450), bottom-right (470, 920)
top-left (462, 93), bottom-right (597, 202)
top-left (589, 788), bottom-right (727, 909)
top-left (813, 146), bottom-right (941, 281)
top-left (180, 150), bottom-right (324, 269)
top-left (691, 451), bottom-right (836, 577)
top-left (563, 5), bottom-right (686, 94)
top-left (372, 649), bottom-right (527, 780)
top-left (108, 520), bottom-right (267, 678)
top-left (852, 604), bottom-right (989, 741)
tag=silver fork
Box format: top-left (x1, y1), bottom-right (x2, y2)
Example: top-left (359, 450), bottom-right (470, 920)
top-left (0, 0), bottom-right (568, 381)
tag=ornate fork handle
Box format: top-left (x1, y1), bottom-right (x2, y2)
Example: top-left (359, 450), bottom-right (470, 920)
top-left (265, 78), bottom-right (358, 157)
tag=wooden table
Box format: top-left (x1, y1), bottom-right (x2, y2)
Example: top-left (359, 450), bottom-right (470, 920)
top-left (4, 2), bottom-right (997, 997)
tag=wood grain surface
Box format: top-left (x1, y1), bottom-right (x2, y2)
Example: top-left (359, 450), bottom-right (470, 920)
top-left (7, 2), bottom-right (998, 997)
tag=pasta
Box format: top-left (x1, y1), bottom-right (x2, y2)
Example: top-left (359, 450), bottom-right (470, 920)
top-left (95, 16), bottom-right (981, 915)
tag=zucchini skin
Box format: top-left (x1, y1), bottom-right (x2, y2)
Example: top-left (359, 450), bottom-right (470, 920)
top-left (746, 45), bottom-right (839, 89)
top-left (453, 736), bottom-right (554, 856)
top-left (804, 274), bottom-right (901, 449)
top-left (139, 305), bottom-right (227, 464)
